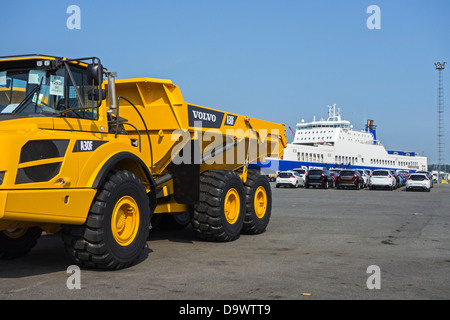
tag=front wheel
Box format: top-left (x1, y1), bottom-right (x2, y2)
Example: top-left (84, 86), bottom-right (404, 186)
top-left (62, 170), bottom-right (151, 270)
top-left (0, 227), bottom-right (41, 259)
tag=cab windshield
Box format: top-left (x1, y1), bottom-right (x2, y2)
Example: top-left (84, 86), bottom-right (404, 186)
top-left (0, 63), bottom-right (98, 120)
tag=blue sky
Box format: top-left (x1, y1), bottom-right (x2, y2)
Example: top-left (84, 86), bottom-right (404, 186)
top-left (1, 0), bottom-right (449, 163)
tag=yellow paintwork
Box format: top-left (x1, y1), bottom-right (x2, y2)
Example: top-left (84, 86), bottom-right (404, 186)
top-left (254, 186), bottom-right (268, 219)
top-left (112, 78), bottom-right (287, 176)
top-left (0, 189), bottom-right (96, 224)
top-left (111, 195), bottom-right (140, 246)
top-left (0, 55), bottom-right (286, 231)
top-left (224, 188), bottom-right (240, 225)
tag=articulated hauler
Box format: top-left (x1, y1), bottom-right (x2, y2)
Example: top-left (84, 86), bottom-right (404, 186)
top-left (0, 54), bottom-right (286, 269)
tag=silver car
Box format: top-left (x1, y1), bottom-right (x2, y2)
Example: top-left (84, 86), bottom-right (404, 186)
top-left (292, 168), bottom-right (307, 187)
top-left (276, 171), bottom-right (302, 188)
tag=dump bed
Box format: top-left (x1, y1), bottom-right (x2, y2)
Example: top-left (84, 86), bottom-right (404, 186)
top-left (111, 78), bottom-right (287, 176)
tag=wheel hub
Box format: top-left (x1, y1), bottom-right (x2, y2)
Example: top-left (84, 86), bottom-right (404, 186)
top-left (254, 186), bottom-right (267, 218)
top-left (224, 188), bottom-right (240, 224)
top-left (111, 196), bottom-right (140, 246)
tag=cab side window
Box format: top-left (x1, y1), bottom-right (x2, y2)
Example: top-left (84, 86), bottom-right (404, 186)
top-left (59, 67), bottom-right (98, 120)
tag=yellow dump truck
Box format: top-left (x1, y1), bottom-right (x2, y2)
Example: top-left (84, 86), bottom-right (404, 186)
top-left (0, 54), bottom-right (286, 269)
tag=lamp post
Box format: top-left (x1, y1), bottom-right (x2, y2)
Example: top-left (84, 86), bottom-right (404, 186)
top-left (435, 62), bottom-right (446, 183)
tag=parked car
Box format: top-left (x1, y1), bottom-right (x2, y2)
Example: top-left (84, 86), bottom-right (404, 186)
top-left (397, 170), bottom-right (409, 185)
top-left (330, 169), bottom-right (341, 177)
top-left (329, 168), bottom-right (340, 185)
top-left (330, 171), bottom-right (338, 185)
top-left (416, 171), bottom-right (433, 188)
top-left (406, 173), bottom-right (431, 192)
top-left (276, 171), bottom-right (302, 188)
top-left (337, 169), bottom-right (365, 189)
top-left (305, 168), bottom-right (334, 189)
top-left (369, 169), bottom-right (396, 190)
top-left (399, 173), bottom-right (406, 186)
top-left (267, 173), bottom-right (277, 182)
top-left (388, 170), bottom-right (400, 189)
top-left (357, 169), bottom-right (369, 188)
top-left (292, 168), bottom-right (307, 187)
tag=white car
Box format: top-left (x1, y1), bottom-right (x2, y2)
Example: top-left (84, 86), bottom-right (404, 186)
top-left (369, 169), bottom-right (396, 190)
top-left (276, 171), bottom-right (302, 188)
top-left (292, 168), bottom-right (307, 187)
top-left (406, 173), bottom-right (431, 192)
top-left (416, 170), bottom-right (433, 188)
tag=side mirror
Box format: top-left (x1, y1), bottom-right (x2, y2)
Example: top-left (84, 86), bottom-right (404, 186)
top-left (87, 63), bottom-right (103, 86)
top-left (87, 88), bottom-right (106, 101)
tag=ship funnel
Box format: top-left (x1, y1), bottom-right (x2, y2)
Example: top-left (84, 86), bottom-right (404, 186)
top-left (365, 119), bottom-right (377, 143)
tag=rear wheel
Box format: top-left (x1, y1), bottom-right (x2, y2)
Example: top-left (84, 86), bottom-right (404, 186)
top-left (192, 170), bottom-right (245, 241)
top-left (242, 170), bottom-right (272, 235)
top-left (62, 170), bottom-right (150, 270)
top-left (0, 227), bottom-right (41, 259)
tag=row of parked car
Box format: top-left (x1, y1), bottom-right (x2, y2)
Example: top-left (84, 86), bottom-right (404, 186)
top-left (274, 168), bottom-right (433, 192)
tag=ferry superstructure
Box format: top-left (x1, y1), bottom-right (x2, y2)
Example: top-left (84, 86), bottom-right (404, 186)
top-left (251, 104), bottom-right (427, 173)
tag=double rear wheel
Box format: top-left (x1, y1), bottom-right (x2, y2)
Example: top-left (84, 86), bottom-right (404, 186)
top-left (191, 169), bottom-right (271, 241)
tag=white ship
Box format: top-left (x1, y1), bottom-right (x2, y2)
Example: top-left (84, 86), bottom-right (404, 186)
top-left (251, 104), bottom-right (427, 173)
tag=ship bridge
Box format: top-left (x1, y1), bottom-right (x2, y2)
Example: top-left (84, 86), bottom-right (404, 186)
top-left (293, 105), bottom-right (375, 146)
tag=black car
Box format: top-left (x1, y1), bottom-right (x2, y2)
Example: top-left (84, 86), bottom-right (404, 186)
top-left (305, 168), bottom-right (334, 189)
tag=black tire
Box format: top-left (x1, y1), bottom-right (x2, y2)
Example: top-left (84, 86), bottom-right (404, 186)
top-left (0, 227), bottom-right (41, 259)
top-left (192, 170), bottom-right (245, 242)
top-left (62, 170), bottom-right (150, 270)
top-left (242, 170), bottom-right (272, 235)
